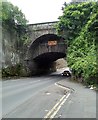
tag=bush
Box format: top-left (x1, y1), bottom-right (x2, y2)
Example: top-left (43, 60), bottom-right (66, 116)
top-left (56, 1), bottom-right (98, 85)
top-left (2, 63), bottom-right (28, 78)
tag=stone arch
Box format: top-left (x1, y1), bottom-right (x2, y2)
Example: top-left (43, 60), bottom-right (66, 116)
top-left (26, 33), bottom-right (67, 75)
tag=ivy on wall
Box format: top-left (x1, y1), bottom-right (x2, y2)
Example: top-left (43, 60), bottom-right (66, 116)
top-left (2, 1), bottom-right (30, 77)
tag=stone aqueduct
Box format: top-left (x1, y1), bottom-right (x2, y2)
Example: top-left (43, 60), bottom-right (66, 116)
top-left (25, 21), bottom-right (67, 75)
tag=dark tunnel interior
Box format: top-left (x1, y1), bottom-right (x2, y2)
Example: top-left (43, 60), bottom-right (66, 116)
top-left (27, 34), bottom-right (67, 75)
top-left (33, 52), bottom-right (66, 63)
top-left (33, 52), bottom-right (66, 75)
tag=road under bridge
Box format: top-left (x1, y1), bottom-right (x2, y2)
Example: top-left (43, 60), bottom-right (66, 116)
top-left (25, 22), bottom-right (67, 75)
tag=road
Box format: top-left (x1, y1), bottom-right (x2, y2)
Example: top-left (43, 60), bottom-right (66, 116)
top-left (1, 73), bottom-right (96, 118)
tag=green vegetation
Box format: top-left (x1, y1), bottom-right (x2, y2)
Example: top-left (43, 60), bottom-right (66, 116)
top-left (2, 1), bottom-right (29, 51)
top-left (2, 63), bottom-right (30, 79)
top-left (56, 2), bottom-right (98, 86)
top-left (2, 1), bottom-right (30, 78)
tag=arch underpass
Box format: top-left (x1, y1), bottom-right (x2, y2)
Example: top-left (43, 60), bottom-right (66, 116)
top-left (34, 52), bottom-right (66, 63)
top-left (26, 34), bottom-right (67, 75)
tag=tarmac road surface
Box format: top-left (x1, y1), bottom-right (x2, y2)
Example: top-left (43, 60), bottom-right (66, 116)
top-left (1, 73), bottom-right (96, 118)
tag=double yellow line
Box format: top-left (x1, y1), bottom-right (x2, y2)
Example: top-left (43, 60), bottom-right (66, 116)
top-left (43, 92), bottom-right (70, 120)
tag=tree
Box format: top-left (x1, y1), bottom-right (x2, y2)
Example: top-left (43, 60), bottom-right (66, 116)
top-left (56, 1), bottom-right (98, 85)
top-left (56, 2), bottom-right (97, 44)
top-left (2, 1), bottom-right (30, 77)
top-left (2, 1), bottom-right (29, 51)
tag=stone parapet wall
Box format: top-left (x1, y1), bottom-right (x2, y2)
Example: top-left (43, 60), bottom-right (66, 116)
top-left (27, 21), bottom-right (58, 46)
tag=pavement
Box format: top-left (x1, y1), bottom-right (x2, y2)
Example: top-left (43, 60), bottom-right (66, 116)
top-left (55, 78), bottom-right (96, 118)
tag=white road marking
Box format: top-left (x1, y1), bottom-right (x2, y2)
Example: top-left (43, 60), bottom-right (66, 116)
top-left (3, 80), bottom-right (41, 89)
top-left (45, 110), bottom-right (49, 112)
top-left (43, 82), bottom-right (71, 119)
top-left (46, 93), bottom-right (51, 95)
top-left (55, 83), bottom-right (70, 91)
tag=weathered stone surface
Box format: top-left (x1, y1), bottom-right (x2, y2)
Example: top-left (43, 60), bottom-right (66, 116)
top-left (2, 28), bottom-right (20, 68)
top-left (28, 34), bottom-right (66, 60)
top-left (26, 24), bottom-right (67, 75)
top-left (2, 21), bottom-right (67, 76)
top-left (27, 21), bottom-right (57, 45)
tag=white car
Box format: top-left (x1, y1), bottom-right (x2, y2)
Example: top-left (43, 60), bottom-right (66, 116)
top-left (61, 67), bottom-right (72, 77)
